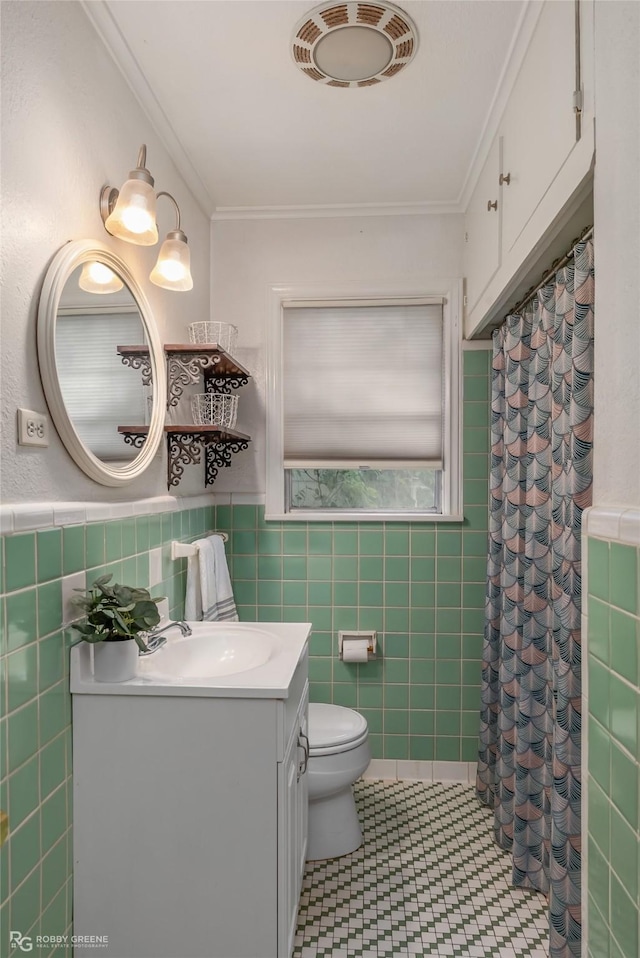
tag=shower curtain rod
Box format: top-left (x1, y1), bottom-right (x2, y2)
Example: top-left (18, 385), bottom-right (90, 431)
top-left (508, 224), bottom-right (594, 317)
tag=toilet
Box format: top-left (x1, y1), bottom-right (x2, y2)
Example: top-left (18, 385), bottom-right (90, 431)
top-left (306, 703), bottom-right (371, 861)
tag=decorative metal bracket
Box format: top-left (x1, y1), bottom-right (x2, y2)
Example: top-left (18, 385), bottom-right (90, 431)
top-left (121, 432), bottom-right (147, 451)
top-left (205, 440), bottom-right (250, 485)
top-left (167, 353), bottom-right (222, 407)
top-left (204, 373), bottom-right (250, 395)
top-left (167, 430), bottom-right (209, 487)
top-left (160, 428), bottom-right (250, 488)
top-left (117, 348), bottom-right (153, 386)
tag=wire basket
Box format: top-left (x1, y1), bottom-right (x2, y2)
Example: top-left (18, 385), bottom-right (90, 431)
top-left (188, 321), bottom-right (238, 353)
top-left (190, 393), bottom-right (238, 429)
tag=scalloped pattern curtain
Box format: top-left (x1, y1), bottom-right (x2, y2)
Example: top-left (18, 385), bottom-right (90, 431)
top-left (477, 236), bottom-right (594, 958)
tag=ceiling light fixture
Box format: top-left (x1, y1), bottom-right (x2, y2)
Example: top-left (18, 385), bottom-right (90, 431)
top-left (100, 146), bottom-right (193, 291)
top-left (292, 1), bottom-right (418, 87)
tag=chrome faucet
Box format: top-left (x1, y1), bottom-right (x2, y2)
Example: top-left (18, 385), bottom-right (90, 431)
top-left (139, 620), bottom-right (192, 655)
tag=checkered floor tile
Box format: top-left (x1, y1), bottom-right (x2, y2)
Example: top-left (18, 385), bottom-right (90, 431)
top-left (294, 781), bottom-right (549, 958)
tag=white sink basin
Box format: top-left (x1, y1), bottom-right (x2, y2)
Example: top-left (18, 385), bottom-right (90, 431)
top-left (140, 623), bottom-right (279, 679)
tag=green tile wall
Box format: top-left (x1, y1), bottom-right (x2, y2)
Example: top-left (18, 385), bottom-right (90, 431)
top-left (0, 503), bottom-right (215, 957)
top-left (218, 349), bottom-right (491, 764)
top-left (0, 349), bottom-right (492, 950)
top-left (586, 534), bottom-right (640, 958)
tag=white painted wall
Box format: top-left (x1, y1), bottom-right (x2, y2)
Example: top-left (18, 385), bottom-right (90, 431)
top-left (4, 0), bottom-right (634, 511)
top-left (0, 0), bottom-right (211, 504)
top-left (210, 214), bottom-right (464, 493)
top-left (593, 0), bottom-right (640, 509)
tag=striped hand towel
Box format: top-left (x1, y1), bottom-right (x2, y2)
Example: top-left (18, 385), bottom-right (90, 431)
top-left (184, 535), bottom-right (238, 622)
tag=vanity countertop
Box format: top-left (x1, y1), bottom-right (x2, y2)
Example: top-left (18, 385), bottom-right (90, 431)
top-left (70, 621), bottom-right (311, 699)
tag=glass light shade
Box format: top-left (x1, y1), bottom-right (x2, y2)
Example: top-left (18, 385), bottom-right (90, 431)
top-left (104, 178), bottom-right (159, 246)
top-left (314, 27), bottom-right (393, 81)
top-left (149, 232), bottom-right (193, 291)
top-left (78, 261), bottom-right (124, 294)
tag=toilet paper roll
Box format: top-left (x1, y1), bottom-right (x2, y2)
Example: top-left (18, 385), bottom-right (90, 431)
top-left (342, 638), bottom-right (369, 663)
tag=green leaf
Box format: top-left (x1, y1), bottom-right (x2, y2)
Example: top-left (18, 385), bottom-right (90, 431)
top-left (96, 580), bottom-right (116, 598)
top-left (134, 633), bottom-right (149, 653)
top-left (112, 610), bottom-right (132, 633)
top-left (92, 574), bottom-right (113, 586)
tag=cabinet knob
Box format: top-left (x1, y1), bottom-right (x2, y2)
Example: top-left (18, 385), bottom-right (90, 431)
top-left (499, 172), bottom-right (511, 186)
top-left (487, 200), bottom-right (498, 212)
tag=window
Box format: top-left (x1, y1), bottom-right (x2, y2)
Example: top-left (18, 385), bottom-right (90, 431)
top-left (266, 286), bottom-right (462, 521)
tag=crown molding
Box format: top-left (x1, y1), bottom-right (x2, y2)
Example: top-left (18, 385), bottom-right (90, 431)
top-left (456, 0), bottom-right (544, 212)
top-left (82, 0), bottom-right (539, 224)
top-left (80, 0), bottom-right (214, 217)
top-left (211, 200), bottom-right (463, 221)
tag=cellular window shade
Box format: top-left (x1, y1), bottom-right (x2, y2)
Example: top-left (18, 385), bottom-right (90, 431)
top-left (283, 304), bottom-right (443, 465)
top-left (56, 313), bottom-right (148, 461)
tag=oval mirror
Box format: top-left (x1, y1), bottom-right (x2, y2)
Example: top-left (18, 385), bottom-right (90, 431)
top-left (37, 240), bottom-right (167, 486)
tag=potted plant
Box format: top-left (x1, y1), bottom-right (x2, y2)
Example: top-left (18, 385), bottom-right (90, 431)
top-left (71, 574), bottom-right (165, 682)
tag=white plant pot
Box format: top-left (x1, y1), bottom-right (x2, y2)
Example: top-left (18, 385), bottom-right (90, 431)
top-left (92, 639), bottom-right (139, 683)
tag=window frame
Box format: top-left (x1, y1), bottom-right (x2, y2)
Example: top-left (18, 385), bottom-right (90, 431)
top-left (266, 281), bottom-right (463, 522)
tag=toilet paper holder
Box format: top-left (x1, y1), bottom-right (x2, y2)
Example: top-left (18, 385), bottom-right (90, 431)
top-left (338, 630), bottom-right (376, 660)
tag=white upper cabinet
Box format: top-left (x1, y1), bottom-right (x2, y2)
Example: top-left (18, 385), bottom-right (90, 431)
top-left (464, 0), bottom-right (594, 338)
top-left (500, 0), bottom-right (577, 255)
top-left (464, 136), bottom-right (503, 315)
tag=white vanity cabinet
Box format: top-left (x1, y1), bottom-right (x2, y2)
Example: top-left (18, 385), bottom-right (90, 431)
top-left (71, 632), bottom-right (309, 958)
top-left (464, 0), bottom-right (594, 337)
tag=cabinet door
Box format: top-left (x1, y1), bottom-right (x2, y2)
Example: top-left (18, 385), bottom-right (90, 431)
top-left (279, 732), bottom-right (299, 958)
top-left (500, 0), bottom-right (577, 254)
top-left (464, 136), bottom-right (502, 315)
top-left (277, 682), bottom-right (309, 958)
top-left (295, 692), bottom-right (309, 899)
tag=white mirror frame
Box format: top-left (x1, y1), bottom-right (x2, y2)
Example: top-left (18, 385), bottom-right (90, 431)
top-left (37, 239), bottom-right (167, 487)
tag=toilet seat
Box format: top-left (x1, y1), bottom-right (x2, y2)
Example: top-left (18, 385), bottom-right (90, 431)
top-left (308, 703), bottom-right (369, 756)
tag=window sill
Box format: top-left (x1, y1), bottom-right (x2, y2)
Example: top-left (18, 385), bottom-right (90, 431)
top-left (265, 512), bottom-right (465, 524)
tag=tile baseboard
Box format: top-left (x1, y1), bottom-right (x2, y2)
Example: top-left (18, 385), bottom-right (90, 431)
top-left (363, 758), bottom-right (477, 784)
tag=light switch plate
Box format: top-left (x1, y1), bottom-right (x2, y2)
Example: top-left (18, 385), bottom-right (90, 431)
top-left (17, 408), bottom-right (50, 446)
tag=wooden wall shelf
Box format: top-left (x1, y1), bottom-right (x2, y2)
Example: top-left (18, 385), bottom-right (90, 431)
top-left (164, 344), bottom-right (250, 406)
top-left (117, 343), bottom-right (251, 407)
top-left (117, 342), bottom-right (251, 488)
top-left (118, 425), bottom-right (251, 489)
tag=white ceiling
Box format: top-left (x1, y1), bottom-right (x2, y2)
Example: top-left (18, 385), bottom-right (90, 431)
top-left (88, 0), bottom-right (527, 217)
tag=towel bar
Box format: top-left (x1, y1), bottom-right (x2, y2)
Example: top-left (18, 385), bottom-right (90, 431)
top-left (170, 534), bottom-right (228, 560)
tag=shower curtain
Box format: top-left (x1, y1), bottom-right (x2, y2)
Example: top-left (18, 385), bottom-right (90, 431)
top-left (476, 236), bottom-right (594, 958)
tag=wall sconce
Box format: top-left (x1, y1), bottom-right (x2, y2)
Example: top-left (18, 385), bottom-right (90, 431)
top-left (78, 262), bottom-right (124, 295)
top-left (100, 145), bottom-right (193, 291)
top-left (100, 145), bottom-right (158, 246)
top-left (149, 192), bottom-right (193, 292)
